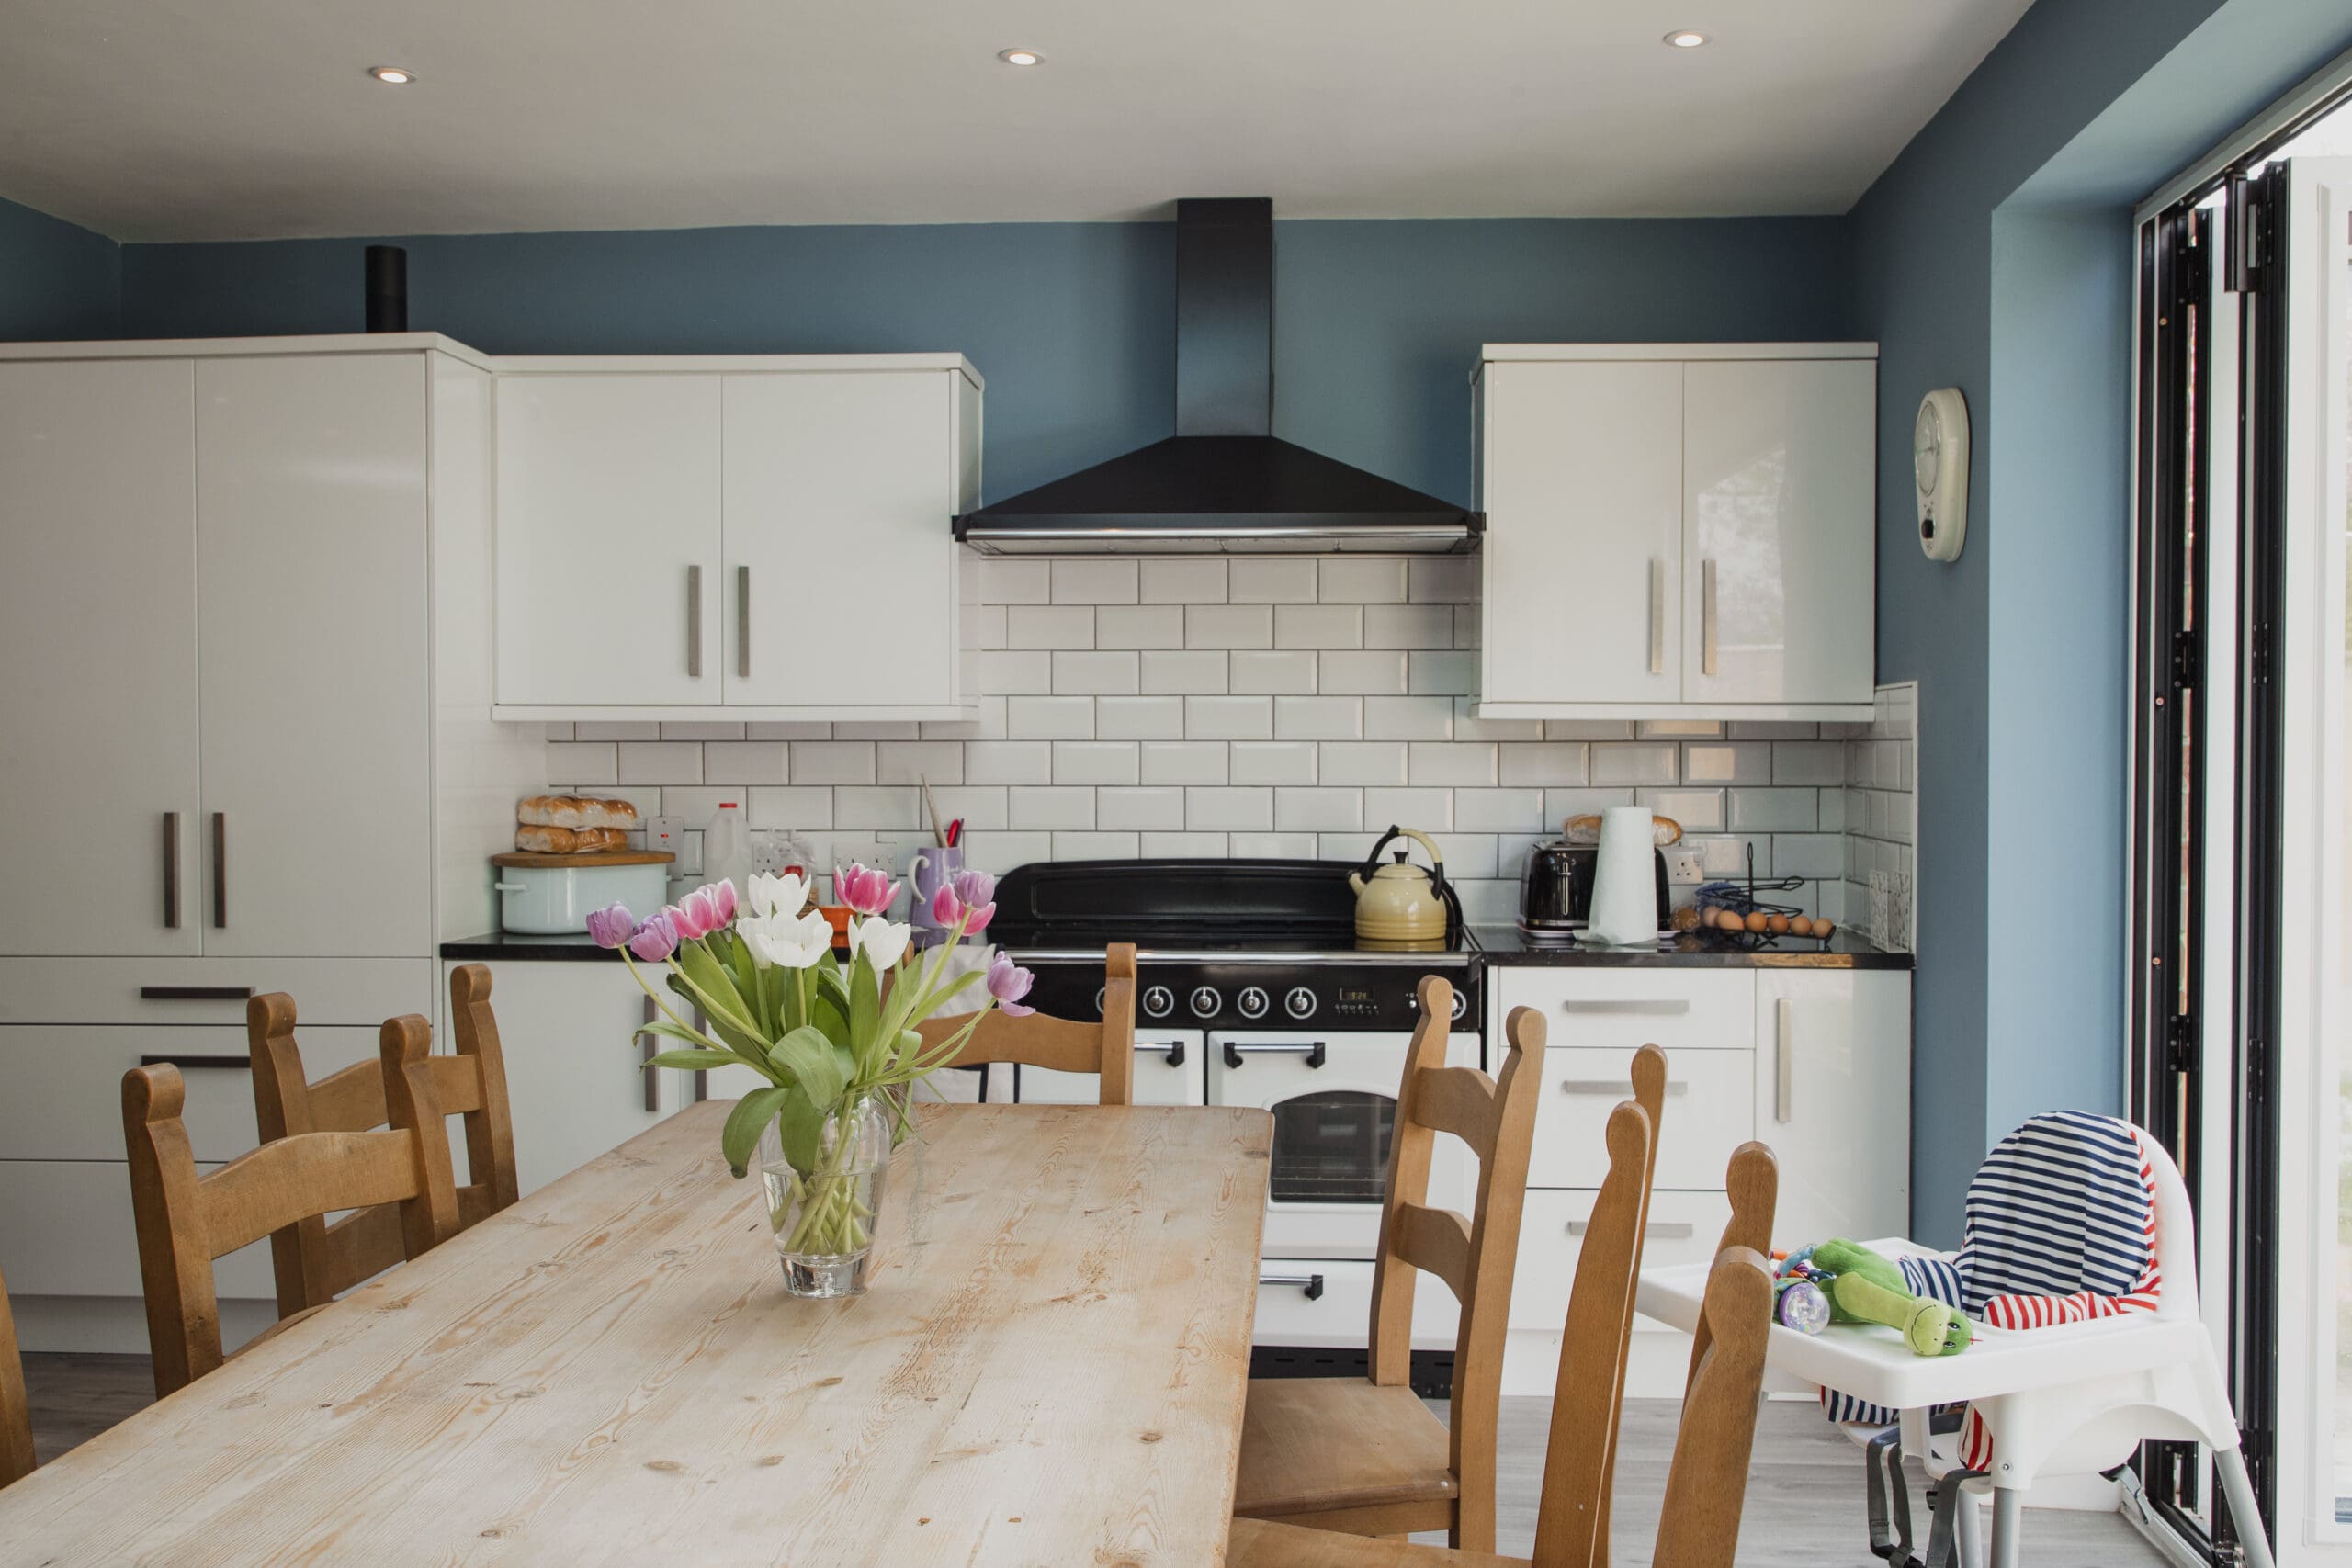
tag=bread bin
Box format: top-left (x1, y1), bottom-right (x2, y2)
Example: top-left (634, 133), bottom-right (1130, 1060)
top-left (492, 851), bottom-right (674, 934)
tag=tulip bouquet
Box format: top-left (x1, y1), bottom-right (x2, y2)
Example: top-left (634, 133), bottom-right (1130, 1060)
top-left (590, 863), bottom-right (1034, 1292)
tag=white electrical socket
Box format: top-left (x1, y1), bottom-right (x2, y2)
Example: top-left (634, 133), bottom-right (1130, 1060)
top-left (642, 814), bottom-right (688, 863)
top-left (1667, 849), bottom-right (1705, 883)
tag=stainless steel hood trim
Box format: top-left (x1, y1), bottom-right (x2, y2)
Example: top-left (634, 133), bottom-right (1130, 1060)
top-left (959, 520), bottom-right (1482, 556)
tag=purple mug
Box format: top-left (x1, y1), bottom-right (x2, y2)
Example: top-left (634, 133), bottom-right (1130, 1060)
top-left (906, 846), bottom-right (967, 939)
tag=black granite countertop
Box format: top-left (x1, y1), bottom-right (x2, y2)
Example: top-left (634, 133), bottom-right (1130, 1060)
top-left (1472, 925), bottom-right (1912, 969)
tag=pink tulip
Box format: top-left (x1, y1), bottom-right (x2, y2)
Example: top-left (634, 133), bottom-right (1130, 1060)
top-left (986, 951), bottom-right (1035, 1017)
top-left (949, 869), bottom-right (998, 935)
top-left (672, 886), bottom-right (723, 941)
top-left (628, 910), bottom-right (681, 963)
top-left (706, 878), bottom-right (739, 925)
top-left (931, 880), bottom-right (996, 938)
top-left (586, 902), bottom-right (636, 949)
top-left (833, 862), bottom-right (900, 918)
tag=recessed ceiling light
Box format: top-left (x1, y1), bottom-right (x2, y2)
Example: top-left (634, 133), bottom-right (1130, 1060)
top-left (1664, 30), bottom-right (1709, 49)
top-left (368, 65), bottom-right (416, 85)
top-left (997, 49), bottom-right (1043, 67)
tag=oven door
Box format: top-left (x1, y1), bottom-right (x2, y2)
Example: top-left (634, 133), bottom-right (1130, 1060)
top-left (1205, 1029), bottom-right (1477, 1261)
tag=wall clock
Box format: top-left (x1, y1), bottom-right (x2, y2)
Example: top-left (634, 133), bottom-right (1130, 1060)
top-left (1915, 387), bottom-right (1969, 562)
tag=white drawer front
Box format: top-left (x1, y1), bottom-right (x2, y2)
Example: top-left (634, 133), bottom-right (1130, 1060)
top-left (1528, 1045), bottom-right (1754, 1190)
top-left (0, 1023), bottom-right (380, 1163)
top-left (0, 1158), bottom-right (276, 1300)
top-left (0, 956), bottom-right (434, 1025)
top-left (1020, 1033), bottom-right (1205, 1106)
top-left (1492, 967), bottom-right (1754, 1055)
top-left (1510, 1188), bottom-right (1732, 1332)
top-left (1253, 1258), bottom-right (1459, 1351)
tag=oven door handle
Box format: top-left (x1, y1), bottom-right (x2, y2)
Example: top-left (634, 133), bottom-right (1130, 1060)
top-left (1137, 1040), bottom-right (1187, 1067)
top-left (1222, 1041), bottom-right (1327, 1070)
top-left (1260, 1271), bottom-right (1326, 1301)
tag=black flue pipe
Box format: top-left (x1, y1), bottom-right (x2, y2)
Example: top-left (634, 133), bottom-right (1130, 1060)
top-left (364, 245), bottom-right (408, 332)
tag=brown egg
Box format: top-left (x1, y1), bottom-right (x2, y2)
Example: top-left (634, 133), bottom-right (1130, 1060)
top-left (1789, 916), bottom-right (1816, 938)
top-left (1767, 913), bottom-right (1792, 935)
top-left (1744, 910), bottom-right (1770, 933)
top-left (1713, 907), bottom-right (1741, 931)
top-left (1813, 919), bottom-right (1837, 938)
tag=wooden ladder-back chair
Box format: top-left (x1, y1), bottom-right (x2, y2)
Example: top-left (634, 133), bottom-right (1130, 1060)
top-left (248, 971), bottom-right (518, 1316)
top-left (1230, 976), bottom-right (1544, 1551)
top-left (0, 1265), bottom-right (32, 1486)
top-left (127, 1017), bottom-right (460, 1397)
top-left (1226, 1138), bottom-right (1779, 1568)
top-left (913, 942), bottom-right (1137, 1105)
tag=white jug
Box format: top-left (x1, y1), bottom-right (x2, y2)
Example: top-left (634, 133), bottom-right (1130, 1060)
top-left (1587, 805), bottom-right (1659, 946)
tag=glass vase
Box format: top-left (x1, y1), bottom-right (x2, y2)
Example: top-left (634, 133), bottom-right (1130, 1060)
top-left (755, 1093), bottom-right (892, 1298)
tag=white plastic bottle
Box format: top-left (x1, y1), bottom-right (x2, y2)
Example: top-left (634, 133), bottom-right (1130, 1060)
top-left (703, 801), bottom-right (754, 894)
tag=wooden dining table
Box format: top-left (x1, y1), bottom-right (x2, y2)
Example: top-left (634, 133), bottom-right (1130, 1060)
top-left (0, 1100), bottom-right (1274, 1566)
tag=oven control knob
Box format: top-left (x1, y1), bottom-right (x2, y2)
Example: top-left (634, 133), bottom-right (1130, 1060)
top-left (1451, 989), bottom-right (1469, 1022)
top-left (1094, 987), bottom-right (1107, 1017)
top-left (1142, 985), bottom-right (1175, 1020)
top-left (1283, 986), bottom-right (1317, 1021)
top-left (1189, 986), bottom-right (1221, 1020)
top-left (1237, 986), bottom-right (1270, 1020)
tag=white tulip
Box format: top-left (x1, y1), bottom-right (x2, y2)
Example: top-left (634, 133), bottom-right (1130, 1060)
top-left (847, 916), bottom-right (911, 972)
top-left (746, 870), bottom-right (814, 920)
top-left (737, 908), bottom-right (833, 970)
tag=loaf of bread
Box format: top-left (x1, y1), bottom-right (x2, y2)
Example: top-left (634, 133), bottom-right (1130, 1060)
top-left (517, 795), bottom-right (640, 830)
top-left (1562, 813), bottom-right (1683, 847)
top-left (514, 824), bottom-right (631, 853)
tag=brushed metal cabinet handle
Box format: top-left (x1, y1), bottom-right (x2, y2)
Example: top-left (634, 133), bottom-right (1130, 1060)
top-left (1775, 997), bottom-right (1794, 1124)
top-left (163, 812), bottom-right (181, 929)
top-left (1648, 558), bottom-right (1666, 674)
top-left (210, 812), bottom-right (227, 929)
top-left (1559, 1078), bottom-right (1688, 1097)
top-left (1260, 1273), bottom-right (1325, 1300)
top-left (1558, 998), bottom-right (1690, 1016)
top-left (1568, 1219), bottom-right (1695, 1239)
top-left (1702, 558), bottom-right (1720, 677)
top-left (737, 565), bottom-right (751, 679)
top-left (686, 565), bottom-right (704, 678)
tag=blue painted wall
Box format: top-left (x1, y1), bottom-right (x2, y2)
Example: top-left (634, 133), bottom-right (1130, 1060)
top-left (0, 195), bottom-right (118, 339)
top-left (119, 217), bottom-right (1852, 506)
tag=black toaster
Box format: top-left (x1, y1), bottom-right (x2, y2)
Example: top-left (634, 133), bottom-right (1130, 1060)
top-left (1519, 840), bottom-right (1669, 932)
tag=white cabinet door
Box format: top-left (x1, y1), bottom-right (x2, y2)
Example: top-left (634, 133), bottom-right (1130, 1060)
top-left (0, 359), bottom-right (202, 955)
top-left (1480, 360), bottom-right (1683, 705)
top-left (453, 962), bottom-right (691, 1196)
top-left (1681, 359), bottom-right (1877, 706)
top-left (1755, 970), bottom-right (1910, 1248)
top-left (196, 355), bottom-right (433, 957)
top-left (495, 374), bottom-right (722, 706)
top-left (721, 371), bottom-right (960, 709)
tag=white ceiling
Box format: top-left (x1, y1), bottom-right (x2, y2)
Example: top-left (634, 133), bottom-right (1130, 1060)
top-left (0, 0), bottom-right (2036, 243)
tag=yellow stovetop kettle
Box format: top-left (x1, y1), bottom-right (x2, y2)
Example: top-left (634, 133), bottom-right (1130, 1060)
top-left (1347, 826), bottom-right (1459, 950)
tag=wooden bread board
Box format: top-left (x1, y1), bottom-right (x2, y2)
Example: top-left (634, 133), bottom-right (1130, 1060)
top-left (490, 850), bottom-right (675, 869)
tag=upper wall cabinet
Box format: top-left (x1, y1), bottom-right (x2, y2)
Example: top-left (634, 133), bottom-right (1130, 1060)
top-left (1473, 344), bottom-right (1878, 721)
top-left (492, 355), bottom-right (982, 721)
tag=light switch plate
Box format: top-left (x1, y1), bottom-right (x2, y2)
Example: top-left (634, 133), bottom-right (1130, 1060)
top-left (643, 814), bottom-right (688, 863)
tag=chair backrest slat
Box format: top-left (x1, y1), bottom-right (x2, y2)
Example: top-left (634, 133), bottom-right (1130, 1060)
top-left (1647, 1246), bottom-right (1777, 1568)
top-left (914, 943), bottom-right (1136, 1105)
top-left (127, 1016), bottom-right (460, 1397)
top-left (446, 965), bottom-right (521, 1216)
top-left (1365, 977), bottom-right (1543, 1553)
top-left (0, 1264), bottom-right (32, 1487)
top-left (1685, 1140), bottom-right (1778, 1385)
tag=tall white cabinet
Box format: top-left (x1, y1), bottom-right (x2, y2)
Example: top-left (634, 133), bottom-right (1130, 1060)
top-left (0, 335), bottom-right (545, 1353)
top-left (1474, 344), bottom-right (1879, 721)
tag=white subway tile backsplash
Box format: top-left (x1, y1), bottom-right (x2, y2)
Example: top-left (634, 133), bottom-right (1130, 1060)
top-left (1051, 559), bottom-right (1139, 604)
top-left (1454, 698), bottom-right (1544, 740)
top-left (1453, 788), bottom-right (1546, 833)
top-left (1097, 787), bottom-right (1186, 831)
top-left (746, 721), bottom-right (837, 740)
top-left (1096, 695), bottom-right (1187, 739)
top-left (1363, 604), bottom-right (1453, 649)
top-left (1544, 787), bottom-right (1634, 821)
top-left (1363, 787), bottom-right (1455, 829)
top-left (790, 741), bottom-right (876, 785)
top-left (1006, 695), bottom-right (1095, 739)
top-left (1142, 831), bottom-right (1228, 856)
top-left (1319, 558), bottom-right (1408, 604)
top-left (1319, 649), bottom-right (1409, 695)
top-left (1317, 741), bottom-right (1408, 787)
top-left (1142, 650), bottom-right (1227, 694)
top-left (1726, 788), bottom-right (1818, 832)
top-left (1009, 786), bottom-right (1096, 830)
top-left (1770, 740), bottom-right (1845, 785)
top-left (1053, 831), bottom-right (1140, 858)
top-left (541, 722), bottom-right (575, 741)
top-left (924, 785), bottom-right (1007, 832)
top-left (618, 740), bottom-right (703, 785)
top-left (1276, 604), bottom-right (1364, 649)
top-left (1728, 720), bottom-right (1820, 739)
top-left (1189, 788), bottom-right (1275, 832)
top-left (545, 741), bottom-right (617, 786)
top-left (835, 786), bottom-right (920, 830)
top-left (833, 721), bottom-right (921, 740)
top-left (576, 721), bottom-right (662, 741)
top-left (1408, 741), bottom-right (1498, 787)
top-left (1498, 743), bottom-right (1589, 787)
top-left (969, 604), bottom-right (1008, 649)
top-left (1185, 604), bottom-right (1274, 649)
top-left (1407, 650), bottom-right (1476, 695)
top-left (1053, 741), bottom-right (1139, 786)
top-left (1185, 695), bottom-right (1273, 740)
top-left (749, 785), bottom-right (834, 830)
top-left (1364, 695), bottom-right (1453, 740)
top-left (1006, 605), bottom-right (1095, 649)
top-left (1230, 831), bottom-right (1317, 858)
top-left (660, 721), bottom-right (744, 741)
top-left (704, 741), bottom-right (789, 784)
top-left (1591, 743), bottom-right (1678, 786)
top-left (1229, 650), bottom-right (1318, 694)
top-left (1448, 834), bottom-right (1505, 879)
top-left (962, 829), bottom-right (1053, 865)
top-left (1408, 558), bottom-right (1478, 604)
top-left (1229, 742), bottom-right (1319, 786)
top-left (1274, 696), bottom-right (1364, 741)
top-left (1637, 719), bottom-right (1721, 739)
top-left (874, 740), bottom-right (963, 785)
top-left (1227, 558), bottom-right (1318, 604)
top-left (965, 741), bottom-right (1053, 786)
top-left (1094, 604), bottom-right (1185, 649)
top-left (1453, 604), bottom-right (1482, 650)
top-left (1681, 743), bottom-right (1770, 784)
top-left (1139, 741), bottom-right (1227, 785)
top-left (1140, 559), bottom-right (1227, 604)
top-left (978, 558), bottom-right (1051, 604)
top-left (974, 649), bottom-right (1052, 694)
top-left (1639, 788), bottom-right (1724, 832)
top-left (1770, 834), bottom-right (1845, 879)
top-left (1051, 650), bottom-right (1139, 695)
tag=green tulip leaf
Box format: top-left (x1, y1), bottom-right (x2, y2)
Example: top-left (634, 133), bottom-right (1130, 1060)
top-left (850, 953), bottom-right (880, 1054)
top-left (720, 1086), bottom-right (790, 1179)
top-left (775, 1087), bottom-right (827, 1177)
top-left (769, 1025), bottom-right (846, 1110)
top-left (643, 1049), bottom-right (740, 1071)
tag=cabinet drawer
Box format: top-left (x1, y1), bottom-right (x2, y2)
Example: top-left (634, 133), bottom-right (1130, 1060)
top-left (0, 957), bottom-right (434, 1026)
top-left (0, 1024), bottom-right (380, 1163)
top-left (0, 1158), bottom-right (275, 1300)
top-left (1510, 1188), bottom-right (1732, 1332)
top-left (1253, 1258), bottom-right (1459, 1351)
top-left (1528, 1045), bottom-right (1753, 1190)
top-left (1493, 968), bottom-right (1753, 1055)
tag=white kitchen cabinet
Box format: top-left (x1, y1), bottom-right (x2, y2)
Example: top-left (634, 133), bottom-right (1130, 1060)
top-left (1478, 360), bottom-right (1683, 706)
top-left (1681, 359), bottom-right (1877, 708)
top-left (492, 355), bottom-right (981, 722)
top-left (448, 961), bottom-right (693, 1197)
top-left (1755, 968), bottom-right (1911, 1248)
top-left (494, 374), bottom-right (723, 708)
top-left (0, 359), bottom-right (201, 956)
top-left (1473, 344), bottom-right (1878, 721)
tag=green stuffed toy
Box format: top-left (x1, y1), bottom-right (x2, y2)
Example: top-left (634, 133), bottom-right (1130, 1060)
top-left (1795, 1239), bottom-right (1973, 1356)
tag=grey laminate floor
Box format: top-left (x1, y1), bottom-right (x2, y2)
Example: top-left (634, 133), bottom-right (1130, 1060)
top-left (22, 1355), bottom-right (2168, 1563)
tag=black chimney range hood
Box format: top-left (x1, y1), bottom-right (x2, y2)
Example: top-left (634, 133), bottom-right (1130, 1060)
top-left (955, 198), bottom-right (1482, 556)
